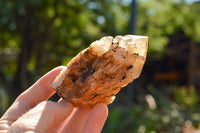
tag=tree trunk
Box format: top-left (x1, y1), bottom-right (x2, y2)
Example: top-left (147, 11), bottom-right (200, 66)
top-left (129, 0), bottom-right (137, 34)
top-left (188, 40), bottom-right (196, 86)
top-left (10, 7), bottom-right (34, 98)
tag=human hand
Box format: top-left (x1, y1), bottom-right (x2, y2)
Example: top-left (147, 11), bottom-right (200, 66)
top-left (0, 66), bottom-right (108, 133)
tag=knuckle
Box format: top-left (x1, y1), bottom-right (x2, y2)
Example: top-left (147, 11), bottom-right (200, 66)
top-left (0, 120), bottom-right (9, 130)
top-left (36, 101), bottom-right (54, 111)
top-left (8, 123), bottom-right (24, 133)
top-left (8, 121), bottom-right (41, 133)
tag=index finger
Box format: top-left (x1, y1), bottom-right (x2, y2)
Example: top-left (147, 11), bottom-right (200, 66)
top-left (1, 66), bottom-right (66, 121)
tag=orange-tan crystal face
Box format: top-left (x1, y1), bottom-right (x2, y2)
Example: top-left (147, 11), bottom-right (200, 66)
top-left (51, 35), bottom-right (148, 108)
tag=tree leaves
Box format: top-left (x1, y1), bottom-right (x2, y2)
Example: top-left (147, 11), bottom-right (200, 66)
top-left (0, 0), bottom-right (200, 100)
top-left (137, 0), bottom-right (200, 52)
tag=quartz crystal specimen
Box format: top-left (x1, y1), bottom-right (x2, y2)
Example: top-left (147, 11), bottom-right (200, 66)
top-left (52, 35), bottom-right (148, 108)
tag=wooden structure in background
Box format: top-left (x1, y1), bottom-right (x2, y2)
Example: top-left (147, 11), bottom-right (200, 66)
top-left (145, 30), bottom-right (200, 87)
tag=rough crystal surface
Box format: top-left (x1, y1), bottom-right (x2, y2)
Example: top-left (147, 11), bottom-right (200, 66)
top-left (51, 35), bottom-right (148, 108)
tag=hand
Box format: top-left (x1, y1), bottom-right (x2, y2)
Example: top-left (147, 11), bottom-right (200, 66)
top-left (0, 66), bottom-right (108, 133)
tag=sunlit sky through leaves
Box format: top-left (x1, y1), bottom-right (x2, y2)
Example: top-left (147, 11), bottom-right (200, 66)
top-left (185, 0), bottom-right (200, 4)
top-left (138, 0), bottom-right (199, 4)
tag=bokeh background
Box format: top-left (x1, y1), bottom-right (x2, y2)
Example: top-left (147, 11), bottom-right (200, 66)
top-left (0, 0), bottom-right (200, 132)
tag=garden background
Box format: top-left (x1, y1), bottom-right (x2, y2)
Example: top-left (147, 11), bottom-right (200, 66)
top-left (0, 0), bottom-right (200, 132)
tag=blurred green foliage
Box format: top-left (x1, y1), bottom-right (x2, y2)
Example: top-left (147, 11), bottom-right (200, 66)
top-left (0, 0), bottom-right (200, 84)
top-left (0, 0), bottom-right (131, 89)
top-left (103, 85), bottom-right (200, 133)
top-left (0, 88), bottom-right (9, 115)
top-left (137, 0), bottom-right (200, 52)
top-left (0, 0), bottom-right (200, 132)
top-left (175, 86), bottom-right (198, 111)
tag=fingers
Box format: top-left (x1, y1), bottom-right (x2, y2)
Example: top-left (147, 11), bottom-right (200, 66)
top-left (17, 66), bottom-right (66, 107)
top-left (81, 103), bottom-right (108, 133)
top-left (61, 108), bottom-right (91, 133)
top-left (1, 66), bottom-right (65, 121)
top-left (0, 119), bottom-right (12, 130)
top-left (8, 100), bottom-right (73, 133)
top-left (0, 65), bottom-right (109, 133)
top-left (61, 103), bottom-right (108, 133)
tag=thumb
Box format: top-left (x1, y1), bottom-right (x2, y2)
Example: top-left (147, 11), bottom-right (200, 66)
top-left (8, 100), bottom-right (73, 133)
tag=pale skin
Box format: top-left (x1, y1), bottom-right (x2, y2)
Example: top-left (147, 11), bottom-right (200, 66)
top-left (0, 66), bottom-right (108, 133)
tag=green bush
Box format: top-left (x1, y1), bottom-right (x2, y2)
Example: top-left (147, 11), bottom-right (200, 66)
top-left (0, 88), bottom-right (9, 116)
top-left (103, 85), bottom-right (200, 133)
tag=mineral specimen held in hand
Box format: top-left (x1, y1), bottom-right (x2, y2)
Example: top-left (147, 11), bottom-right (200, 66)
top-left (51, 35), bottom-right (148, 108)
